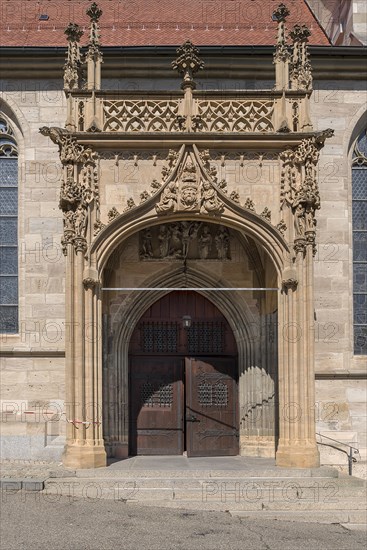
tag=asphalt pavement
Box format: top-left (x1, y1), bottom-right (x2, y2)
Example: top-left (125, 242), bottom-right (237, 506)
top-left (0, 492), bottom-right (366, 550)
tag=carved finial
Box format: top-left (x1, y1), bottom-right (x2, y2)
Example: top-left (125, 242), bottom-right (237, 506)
top-left (273, 4), bottom-right (290, 90)
top-left (289, 24), bottom-right (311, 43)
top-left (63, 23), bottom-right (84, 91)
top-left (272, 3), bottom-right (290, 22)
top-left (64, 23), bottom-right (83, 42)
top-left (86, 2), bottom-right (103, 22)
top-left (85, 2), bottom-right (103, 95)
top-left (289, 24), bottom-right (313, 90)
top-left (172, 41), bottom-right (204, 89)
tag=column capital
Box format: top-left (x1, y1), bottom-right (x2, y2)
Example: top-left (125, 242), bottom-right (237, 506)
top-left (282, 278), bottom-right (298, 291)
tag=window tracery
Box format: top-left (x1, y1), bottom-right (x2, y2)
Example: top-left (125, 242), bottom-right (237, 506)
top-left (352, 129), bottom-right (367, 355)
top-left (0, 117), bottom-right (18, 333)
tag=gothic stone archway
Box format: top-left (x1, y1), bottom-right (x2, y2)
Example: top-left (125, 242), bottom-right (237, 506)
top-left (41, 6), bottom-right (333, 468)
top-left (101, 231), bottom-right (277, 461)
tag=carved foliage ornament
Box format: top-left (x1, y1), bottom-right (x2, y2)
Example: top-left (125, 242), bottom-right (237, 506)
top-left (279, 130), bottom-right (334, 254)
top-left (39, 126), bottom-right (100, 255)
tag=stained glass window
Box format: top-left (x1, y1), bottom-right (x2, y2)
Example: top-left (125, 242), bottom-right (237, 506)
top-left (0, 117), bottom-right (18, 333)
top-left (352, 129), bottom-right (367, 355)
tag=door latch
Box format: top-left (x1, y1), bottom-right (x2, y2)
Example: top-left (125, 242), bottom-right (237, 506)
top-left (186, 414), bottom-right (199, 422)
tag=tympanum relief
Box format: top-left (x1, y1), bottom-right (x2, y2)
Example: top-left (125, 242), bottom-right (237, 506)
top-left (139, 222), bottom-right (231, 261)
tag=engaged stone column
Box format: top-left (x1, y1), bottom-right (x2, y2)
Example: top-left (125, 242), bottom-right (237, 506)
top-left (62, 255), bottom-right (107, 469)
top-left (276, 264), bottom-right (319, 468)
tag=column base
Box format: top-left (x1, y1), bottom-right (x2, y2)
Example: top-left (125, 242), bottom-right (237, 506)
top-left (276, 440), bottom-right (320, 468)
top-left (240, 436), bottom-right (276, 458)
top-left (62, 443), bottom-right (107, 469)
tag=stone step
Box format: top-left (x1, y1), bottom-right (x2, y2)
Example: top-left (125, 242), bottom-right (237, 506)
top-left (73, 466), bottom-right (339, 479)
top-left (42, 481), bottom-right (367, 508)
top-left (43, 475), bottom-right (366, 497)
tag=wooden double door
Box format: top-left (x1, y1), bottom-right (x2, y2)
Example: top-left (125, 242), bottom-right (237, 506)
top-left (129, 292), bottom-right (239, 457)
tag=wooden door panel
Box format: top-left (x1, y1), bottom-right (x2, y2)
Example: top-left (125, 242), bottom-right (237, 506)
top-left (130, 357), bottom-right (183, 455)
top-left (185, 357), bottom-right (239, 457)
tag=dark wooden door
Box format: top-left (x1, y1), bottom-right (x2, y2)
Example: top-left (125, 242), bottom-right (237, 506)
top-left (129, 291), bottom-right (238, 456)
top-left (129, 356), bottom-right (183, 455)
top-left (185, 358), bottom-right (239, 457)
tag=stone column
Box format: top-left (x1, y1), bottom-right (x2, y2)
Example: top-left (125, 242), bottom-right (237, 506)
top-left (276, 257), bottom-right (320, 468)
top-left (62, 251), bottom-right (107, 469)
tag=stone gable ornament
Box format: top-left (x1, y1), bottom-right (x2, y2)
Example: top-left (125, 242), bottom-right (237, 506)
top-left (172, 40), bottom-right (204, 90)
top-left (178, 159), bottom-right (200, 211)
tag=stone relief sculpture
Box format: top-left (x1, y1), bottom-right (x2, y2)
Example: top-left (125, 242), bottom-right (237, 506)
top-left (181, 221), bottom-right (200, 258)
top-left (139, 222), bottom-right (231, 261)
top-left (158, 225), bottom-right (171, 258)
top-left (178, 160), bottom-right (199, 211)
top-left (74, 202), bottom-right (88, 237)
top-left (198, 225), bottom-right (213, 259)
top-left (141, 229), bottom-right (153, 258)
top-left (200, 180), bottom-right (224, 215)
top-left (214, 226), bottom-right (230, 260)
top-left (156, 182), bottom-right (178, 213)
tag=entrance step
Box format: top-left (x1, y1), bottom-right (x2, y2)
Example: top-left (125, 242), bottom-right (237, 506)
top-left (42, 472), bottom-right (367, 525)
top-left (73, 466), bottom-right (339, 479)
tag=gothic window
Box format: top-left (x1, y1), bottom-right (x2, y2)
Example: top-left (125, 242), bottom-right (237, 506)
top-left (352, 129), bottom-right (367, 355)
top-left (0, 118), bottom-right (18, 333)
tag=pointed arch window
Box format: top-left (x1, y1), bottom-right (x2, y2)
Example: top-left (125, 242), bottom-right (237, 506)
top-left (352, 129), bottom-right (367, 355)
top-left (0, 117), bottom-right (18, 333)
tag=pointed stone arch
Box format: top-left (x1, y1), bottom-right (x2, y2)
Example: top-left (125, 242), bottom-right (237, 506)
top-left (103, 263), bottom-right (270, 458)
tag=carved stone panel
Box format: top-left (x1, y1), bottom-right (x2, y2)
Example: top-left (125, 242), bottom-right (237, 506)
top-left (139, 222), bottom-right (231, 261)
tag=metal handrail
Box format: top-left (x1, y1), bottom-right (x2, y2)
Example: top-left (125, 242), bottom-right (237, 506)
top-left (316, 432), bottom-right (360, 476)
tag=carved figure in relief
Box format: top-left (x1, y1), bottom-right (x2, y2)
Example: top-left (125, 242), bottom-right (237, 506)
top-left (305, 206), bottom-right (316, 232)
top-left (63, 209), bottom-right (75, 231)
top-left (294, 202), bottom-right (306, 237)
top-left (180, 185), bottom-right (198, 210)
top-left (158, 225), bottom-right (171, 258)
top-left (74, 203), bottom-right (87, 237)
top-left (169, 223), bottom-right (183, 257)
top-left (181, 221), bottom-right (200, 258)
top-left (215, 226), bottom-right (230, 260)
top-left (198, 225), bottom-right (212, 259)
top-left (200, 180), bottom-right (224, 214)
top-left (141, 229), bottom-right (154, 258)
top-left (156, 182), bottom-right (177, 213)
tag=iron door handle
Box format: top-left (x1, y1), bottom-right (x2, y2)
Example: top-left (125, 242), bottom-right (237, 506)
top-left (186, 414), bottom-right (199, 422)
